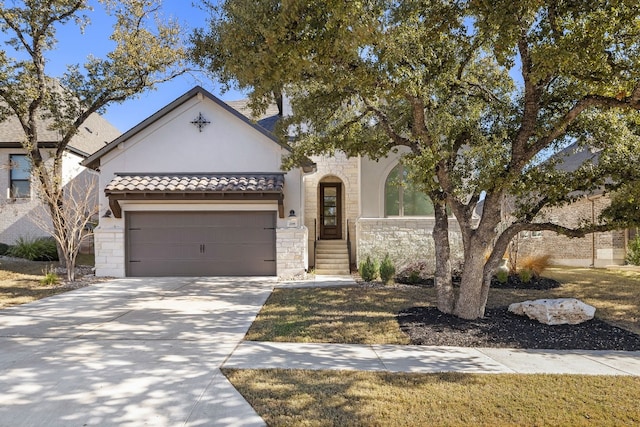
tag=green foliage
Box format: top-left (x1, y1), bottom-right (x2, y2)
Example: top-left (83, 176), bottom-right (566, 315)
top-left (195, 0), bottom-right (640, 318)
top-left (496, 269), bottom-right (509, 284)
top-left (0, 243), bottom-right (10, 255)
top-left (626, 235), bottom-right (640, 266)
top-left (519, 269), bottom-right (533, 284)
top-left (379, 254), bottom-right (396, 285)
top-left (359, 256), bottom-right (378, 282)
top-left (8, 237), bottom-right (58, 262)
top-left (408, 270), bottom-right (421, 285)
top-left (40, 267), bottom-right (60, 286)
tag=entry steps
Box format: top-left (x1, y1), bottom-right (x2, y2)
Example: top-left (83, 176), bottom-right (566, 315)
top-left (315, 240), bottom-right (351, 275)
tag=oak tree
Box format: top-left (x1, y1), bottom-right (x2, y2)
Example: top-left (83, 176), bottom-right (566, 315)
top-left (193, 0), bottom-right (640, 319)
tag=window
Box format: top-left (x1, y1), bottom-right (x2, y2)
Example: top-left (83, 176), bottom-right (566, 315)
top-left (9, 154), bottom-right (31, 198)
top-left (384, 164), bottom-right (434, 216)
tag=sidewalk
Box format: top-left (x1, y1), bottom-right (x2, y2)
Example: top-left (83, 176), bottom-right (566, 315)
top-left (225, 342), bottom-right (640, 376)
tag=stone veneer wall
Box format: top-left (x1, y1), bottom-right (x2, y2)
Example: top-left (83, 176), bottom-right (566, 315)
top-left (516, 195), bottom-right (627, 267)
top-left (93, 221), bottom-right (308, 279)
top-left (93, 221), bottom-right (125, 277)
top-left (276, 226), bottom-right (308, 280)
top-left (304, 151), bottom-right (360, 267)
top-left (356, 218), bottom-right (463, 269)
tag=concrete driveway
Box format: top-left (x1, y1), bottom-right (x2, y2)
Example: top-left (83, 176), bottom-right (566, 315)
top-left (0, 277), bottom-right (274, 427)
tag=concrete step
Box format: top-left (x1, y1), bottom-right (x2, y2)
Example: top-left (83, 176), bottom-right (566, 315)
top-left (316, 240), bottom-right (347, 246)
top-left (315, 268), bottom-right (351, 275)
top-left (316, 249), bottom-right (349, 256)
top-left (316, 258), bottom-right (349, 265)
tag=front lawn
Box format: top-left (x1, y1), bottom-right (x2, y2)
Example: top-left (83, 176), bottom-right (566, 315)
top-left (0, 254), bottom-right (95, 309)
top-left (245, 267), bottom-right (640, 343)
top-left (224, 369), bottom-right (640, 427)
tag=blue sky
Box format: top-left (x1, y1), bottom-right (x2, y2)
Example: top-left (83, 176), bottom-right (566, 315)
top-left (47, 1), bottom-right (246, 132)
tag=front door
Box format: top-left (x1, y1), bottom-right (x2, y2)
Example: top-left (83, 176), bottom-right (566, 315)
top-left (320, 183), bottom-right (342, 239)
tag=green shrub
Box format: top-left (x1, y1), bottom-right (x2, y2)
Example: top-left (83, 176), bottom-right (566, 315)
top-left (40, 267), bottom-right (59, 285)
top-left (359, 256), bottom-right (378, 282)
top-left (8, 237), bottom-right (58, 261)
top-left (627, 235), bottom-right (640, 266)
top-left (379, 254), bottom-right (396, 285)
top-left (519, 268), bottom-right (533, 284)
top-left (496, 269), bottom-right (509, 284)
top-left (407, 270), bottom-right (421, 285)
top-left (0, 242), bottom-right (10, 255)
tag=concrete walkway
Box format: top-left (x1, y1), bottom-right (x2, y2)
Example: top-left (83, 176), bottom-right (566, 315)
top-left (225, 341), bottom-right (640, 376)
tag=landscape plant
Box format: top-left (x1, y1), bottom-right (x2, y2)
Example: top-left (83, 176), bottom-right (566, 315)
top-left (193, 0), bottom-right (640, 319)
top-left (8, 237), bottom-right (58, 262)
top-left (626, 235), bottom-right (640, 266)
top-left (379, 254), bottom-right (396, 285)
top-left (359, 255), bottom-right (378, 282)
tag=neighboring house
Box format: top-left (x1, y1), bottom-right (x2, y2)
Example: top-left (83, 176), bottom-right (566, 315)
top-left (513, 144), bottom-right (630, 267)
top-left (0, 112), bottom-right (120, 245)
top-left (84, 86), bottom-right (463, 278)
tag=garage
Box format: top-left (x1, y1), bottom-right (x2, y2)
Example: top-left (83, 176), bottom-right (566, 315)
top-left (126, 211), bottom-right (276, 276)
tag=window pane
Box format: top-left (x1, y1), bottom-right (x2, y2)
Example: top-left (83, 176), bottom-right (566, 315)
top-left (385, 165), bottom-right (401, 216)
top-left (404, 187), bottom-right (434, 216)
top-left (324, 187), bottom-right (337, 197)
top-left (11, 180), bottom-right (30, 198)
top-left (10, 155), bottom-right (30, 180)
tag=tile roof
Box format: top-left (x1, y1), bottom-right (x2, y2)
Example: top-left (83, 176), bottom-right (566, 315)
top-left (105, 173), bottom-right (285, 194)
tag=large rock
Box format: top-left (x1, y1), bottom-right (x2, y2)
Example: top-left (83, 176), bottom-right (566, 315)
top-left (508, 298), bottom-right (596, 325)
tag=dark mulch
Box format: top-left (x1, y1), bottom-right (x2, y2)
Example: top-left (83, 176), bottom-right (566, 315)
top-left (398, 306), bottom-right (640, 351)
top-left (396, 275), bottom-right (561, 290)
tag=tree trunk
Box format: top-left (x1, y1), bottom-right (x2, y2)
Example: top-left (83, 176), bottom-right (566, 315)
top-left (453, 247), bottom-right (487, 319)
top-left (432, 196), bottom-right (454, 313)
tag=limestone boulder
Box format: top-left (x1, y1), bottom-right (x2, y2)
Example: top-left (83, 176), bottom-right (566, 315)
top-left (508, 298), bottom-right (596, 325)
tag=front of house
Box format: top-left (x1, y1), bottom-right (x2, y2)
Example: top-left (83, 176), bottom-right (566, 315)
top-left (84, 86), bottom-right (461, 279)
top-left (85, 86), bottom-right (629, 279)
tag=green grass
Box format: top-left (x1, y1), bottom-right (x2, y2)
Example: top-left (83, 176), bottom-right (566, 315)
top-left (246, 267), bottom-right (640, 343)
top-left (225, 369), bottom-right (640, 427)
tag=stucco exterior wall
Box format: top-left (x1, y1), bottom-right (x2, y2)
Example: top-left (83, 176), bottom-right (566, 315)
top-left (516, 195), bottom-right (627, 267)
top-left (93, 91), bottom-right (305, 277)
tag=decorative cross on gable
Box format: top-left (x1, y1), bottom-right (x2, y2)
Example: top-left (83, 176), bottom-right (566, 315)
top-left (190, 112), bottom-right (210, 132)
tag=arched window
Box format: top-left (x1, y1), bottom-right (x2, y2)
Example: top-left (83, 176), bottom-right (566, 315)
top-left (385, 164), bottom-right (434, 216)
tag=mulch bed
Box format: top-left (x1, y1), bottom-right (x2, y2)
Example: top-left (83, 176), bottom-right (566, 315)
top-left (396, 275), bottom-right (562, 290)
top-left (398, 306), bottom-right (640, 351)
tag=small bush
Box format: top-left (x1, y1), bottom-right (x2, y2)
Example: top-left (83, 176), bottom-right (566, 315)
top-left (359, 256), bottom-right (378, 282)
top-left (519, 255), bottom-right (552, 276)
top-left (8, 237), bottom-right (58, 261)
top-left (40, 266), bottom-right (59, 285)
top-left (379, 254), bottom-right (396, 285)
top-left (496, 269), bottom-right (509, 284)
top-left (0, 242), bottom-right (10, 255)
top-left (627, 235), bottom-right (640, 266)
top-left (519, 268), bottom-right (533, 283)
top-left (407, 270), bottom-right (421, 285)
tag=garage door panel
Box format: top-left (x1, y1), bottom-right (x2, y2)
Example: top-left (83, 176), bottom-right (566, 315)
top-left (127, 211), bottom-right (276, 277)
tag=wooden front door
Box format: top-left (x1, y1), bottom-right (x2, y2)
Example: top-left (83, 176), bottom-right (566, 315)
top-left (320, 183), bottom-right (342, 239)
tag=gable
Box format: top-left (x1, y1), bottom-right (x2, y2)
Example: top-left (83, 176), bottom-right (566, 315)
top-left (83, 86), bottom-right (289, 171)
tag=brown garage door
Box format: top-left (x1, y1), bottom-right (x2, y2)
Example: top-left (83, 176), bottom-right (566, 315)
top-left (126, 211), bottom-right (276, 276)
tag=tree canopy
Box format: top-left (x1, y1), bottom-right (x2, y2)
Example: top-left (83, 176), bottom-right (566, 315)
top-left (0, 0), bottom-right (186, 279)
top-left (193, 0), bottom-right (640, 319)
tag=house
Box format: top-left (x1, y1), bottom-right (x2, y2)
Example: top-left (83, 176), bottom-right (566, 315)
top-left (84, 86), bottom-right (463, 278)
top-left (512, 144), bottom-right (630, 267)
top-left (0, 112), bottom-right (120, 246)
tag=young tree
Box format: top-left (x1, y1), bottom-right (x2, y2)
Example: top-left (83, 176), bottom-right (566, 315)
top-left (0, 0), bottom-right (186, 272)
top-left (193, 0), bottom-right (640, 319)
top-left (30, 171), bottom-right (99, 281)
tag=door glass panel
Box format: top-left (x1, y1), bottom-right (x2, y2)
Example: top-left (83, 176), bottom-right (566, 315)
top-left (322, 185), bottom-right (338, 227)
